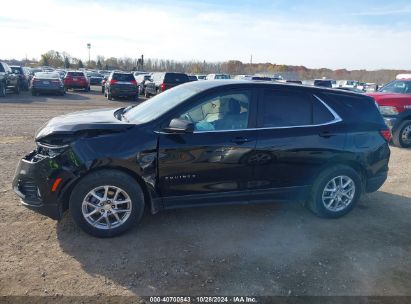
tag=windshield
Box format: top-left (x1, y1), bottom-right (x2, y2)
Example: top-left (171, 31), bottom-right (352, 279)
top-left (11, 67), bottom-right (21, 74)
top-left (124, 84), bottom-right (201, 123)
top-left (379, 80), bottom-right (411, 94)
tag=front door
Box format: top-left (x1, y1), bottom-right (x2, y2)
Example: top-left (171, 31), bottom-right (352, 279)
top-left (157, 88), bottom-right (258, 207)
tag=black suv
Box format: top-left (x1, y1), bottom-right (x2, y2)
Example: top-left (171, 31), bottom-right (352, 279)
top-left (12, 81), bottom-right (390, 237)
top-left (0, 61), bottom-right (20, 96)
top-left (104, 71), bottom-right (138, 100)
top-left (145, 72), bottom-right (189, 97)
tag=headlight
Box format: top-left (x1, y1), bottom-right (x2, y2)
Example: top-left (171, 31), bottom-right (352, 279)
top-left (36, 142), bottom-right (69, 158)
top-left (379, 106), bottom-right (399, 115)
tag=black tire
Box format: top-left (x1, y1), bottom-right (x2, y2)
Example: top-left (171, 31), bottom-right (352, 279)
top-left (0, 83), bottom-right (6, 97)
top-left (31, 90), bottom-right (37, 96)
top-left (69, 170), bottom-right (145, 237)
top-left (392, 120), bottom-right (411, 148)
top-left (107, 91), bottom-right (112, 100)
top-left (102, 87), bottom-right (105, 94)
top-left (132, 94), bottom-right (138, 101)
top-left (307, 165), bottom-right (362, 218)
top-left (85, 86), bottom-right (90, 92)
top-left (144, 90), bottom-right (149, 98)
top-left (156, 88), bottom-right (160, 95)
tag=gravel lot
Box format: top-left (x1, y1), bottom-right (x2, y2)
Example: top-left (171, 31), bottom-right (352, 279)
top-left (0, 88), bottom-right (410, 297)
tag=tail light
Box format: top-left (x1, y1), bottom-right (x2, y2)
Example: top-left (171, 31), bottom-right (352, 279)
top-left (160, 83), bottom-right (166, 91)
top-left (130, 79), bottom-right (137, 85)
top-left (110, 79), bottom-right (118, 85)
top-left (380, 129), bottom-right (392, 142)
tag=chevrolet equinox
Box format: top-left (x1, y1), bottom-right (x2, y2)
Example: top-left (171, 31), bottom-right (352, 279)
top-left (12, 81), bottom-right (390, 237)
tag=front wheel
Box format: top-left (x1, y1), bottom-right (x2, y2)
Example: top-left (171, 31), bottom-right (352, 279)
top-left (392, 120), bottom-right (411, 148)
top-left (69, 170), bottom-right (145, 237)
top-left (307, 165), bottom-right (362, 218)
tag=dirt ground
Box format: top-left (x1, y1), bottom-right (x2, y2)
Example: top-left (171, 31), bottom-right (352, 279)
top-left (0, 88), bottom-right (410, 297)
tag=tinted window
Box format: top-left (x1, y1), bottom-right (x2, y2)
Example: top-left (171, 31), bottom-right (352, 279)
top-left (321, 92), bottom-right (384, 125)
top-left (67, 72), bottom-right (85, 77)
top-left (215, 74), bottom-right (230, 79)
top-left (112, 73), bottom-right (134, 81)
top-left (177, 90), bottom-right (251, 131)
top-left (313, 98), bottom-right (335, 124)
top-left (0, 64), bottom-right (4, 73)
top-left (164, 73), bottom-right (189, 83)
top-left (261, 90), bottom-right (312, 127)
top-left (35, 73), bottom-right (60, 79)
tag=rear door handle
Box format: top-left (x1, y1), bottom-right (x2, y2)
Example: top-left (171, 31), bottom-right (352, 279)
top-left (319, 131), bottom-right (337, 138)
top-left (231, 137), bottom-right (251, 144)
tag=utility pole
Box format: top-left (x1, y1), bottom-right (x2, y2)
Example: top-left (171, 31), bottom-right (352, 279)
top-left (87, 43), bottom-right (91, 65)
top-left (250, 54), bottom-right (253, 75)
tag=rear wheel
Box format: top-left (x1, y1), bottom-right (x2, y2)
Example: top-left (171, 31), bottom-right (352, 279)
top-left (307, 165), bottom-right (362, 218)
top-left (107, 90), bottom-right (112, 100)
top-left (392, 120), bottom-right (411, 148)
top-left (69, 170), bottom-right (145, 237)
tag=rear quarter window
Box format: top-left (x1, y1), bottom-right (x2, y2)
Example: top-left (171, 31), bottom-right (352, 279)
top-left (321, 92), bottom-right (385, 126)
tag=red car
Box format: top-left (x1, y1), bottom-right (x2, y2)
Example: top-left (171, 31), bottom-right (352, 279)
top-left (367, 78), bottom-right (411, 147)
top-left (64, 71), bottom-right (90, 91)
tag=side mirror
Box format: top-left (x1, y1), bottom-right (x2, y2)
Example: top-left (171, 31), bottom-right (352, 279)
top-left (163, 118), bottom-right (194, 134)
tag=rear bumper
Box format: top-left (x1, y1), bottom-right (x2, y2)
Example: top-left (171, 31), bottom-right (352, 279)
top-left (65, 83), bottom-right (88, 89)
top-left (110, 89), bottom-right (138, 97)
top-left (366, 170), bottom-right (388, 193)
top-left (32, 87), bottom-right (64, 93)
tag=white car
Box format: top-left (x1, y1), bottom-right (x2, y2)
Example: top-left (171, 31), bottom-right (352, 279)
top-left (206, 74), bottom-right (231, 80)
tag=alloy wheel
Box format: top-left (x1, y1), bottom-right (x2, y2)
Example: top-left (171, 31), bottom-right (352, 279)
top-left (322, 175), bottom-right (355, 212)
top-left (400, 124), bottom-right (411, 146)
top-left (81, 185), bottom-right (132, 230)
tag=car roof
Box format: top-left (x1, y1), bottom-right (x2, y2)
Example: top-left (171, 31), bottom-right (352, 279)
top-left (185, 80), bottom-right (367, 97)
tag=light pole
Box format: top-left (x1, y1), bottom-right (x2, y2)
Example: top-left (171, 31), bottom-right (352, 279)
top-left (87, 43), bottom-right (91, 65)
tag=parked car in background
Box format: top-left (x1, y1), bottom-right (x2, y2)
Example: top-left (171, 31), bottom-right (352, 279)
top-left (337, 80), bottom-right (359, 89)
top-left (206, 73), bottom-right (231, 80)
top-left (188, 75), bottom-right (198, 81)
top-left (12, 80), bottom-right (390, 237)
top-left (196, 75), bottom-right (207, 80)
top-left (64, 71), bottom-right (90, 91)
top-left (10, 66), bottom-right (30, 91)
top-left (0, 61), bottom-right (20, 96)
top-left (31, 72), bottom-right (65, 96)
top-left (303, 79), bottom-right (334, 88)
top-left (367, 78), bottom-right (411, 147)
top-left (55, 69), bottom-right (67, 81)
top-left (337, 87), bottom-right (364, 93)
top-left (134, 74), bottom-right (152, 95)
top-left (145, 72), bottom-right (189, 97)
top-left (104, 71), bottom-right (138, 100)
top-left (88, 72), bottom-right (104, 85)
top-left (396, 74), bottom-right (411, 80)
top-left (101, 75), bottom-right (108, 94)
top-left (242, 76), bottom-right (272, 81)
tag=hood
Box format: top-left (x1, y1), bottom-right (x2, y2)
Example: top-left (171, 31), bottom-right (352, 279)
top-left (366, 92), bottom-right (411, 106)
top-left (35, 108), bottom-right (132, 142)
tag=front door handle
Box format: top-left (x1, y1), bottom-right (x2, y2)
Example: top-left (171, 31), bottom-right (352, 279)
top-left (319, 131), bottom-right (337, 138)
top-left (231, 137), bottom-right (251, 144)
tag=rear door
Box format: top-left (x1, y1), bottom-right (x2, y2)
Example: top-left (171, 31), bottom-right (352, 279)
top-left (252, 88), bottom-right (347, 201)
top-left (157, 87), bottom-right (258, 207)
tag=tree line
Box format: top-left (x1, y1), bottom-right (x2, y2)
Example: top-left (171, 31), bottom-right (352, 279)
top-left (3, 50), bottom-right (410, 84)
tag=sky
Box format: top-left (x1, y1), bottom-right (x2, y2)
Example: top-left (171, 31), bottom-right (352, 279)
top-left (1, 0), bottom-right (411, 70)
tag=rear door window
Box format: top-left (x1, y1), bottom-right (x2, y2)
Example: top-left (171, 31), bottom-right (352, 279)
top-left (260, 90), bottom-right (312, 127)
